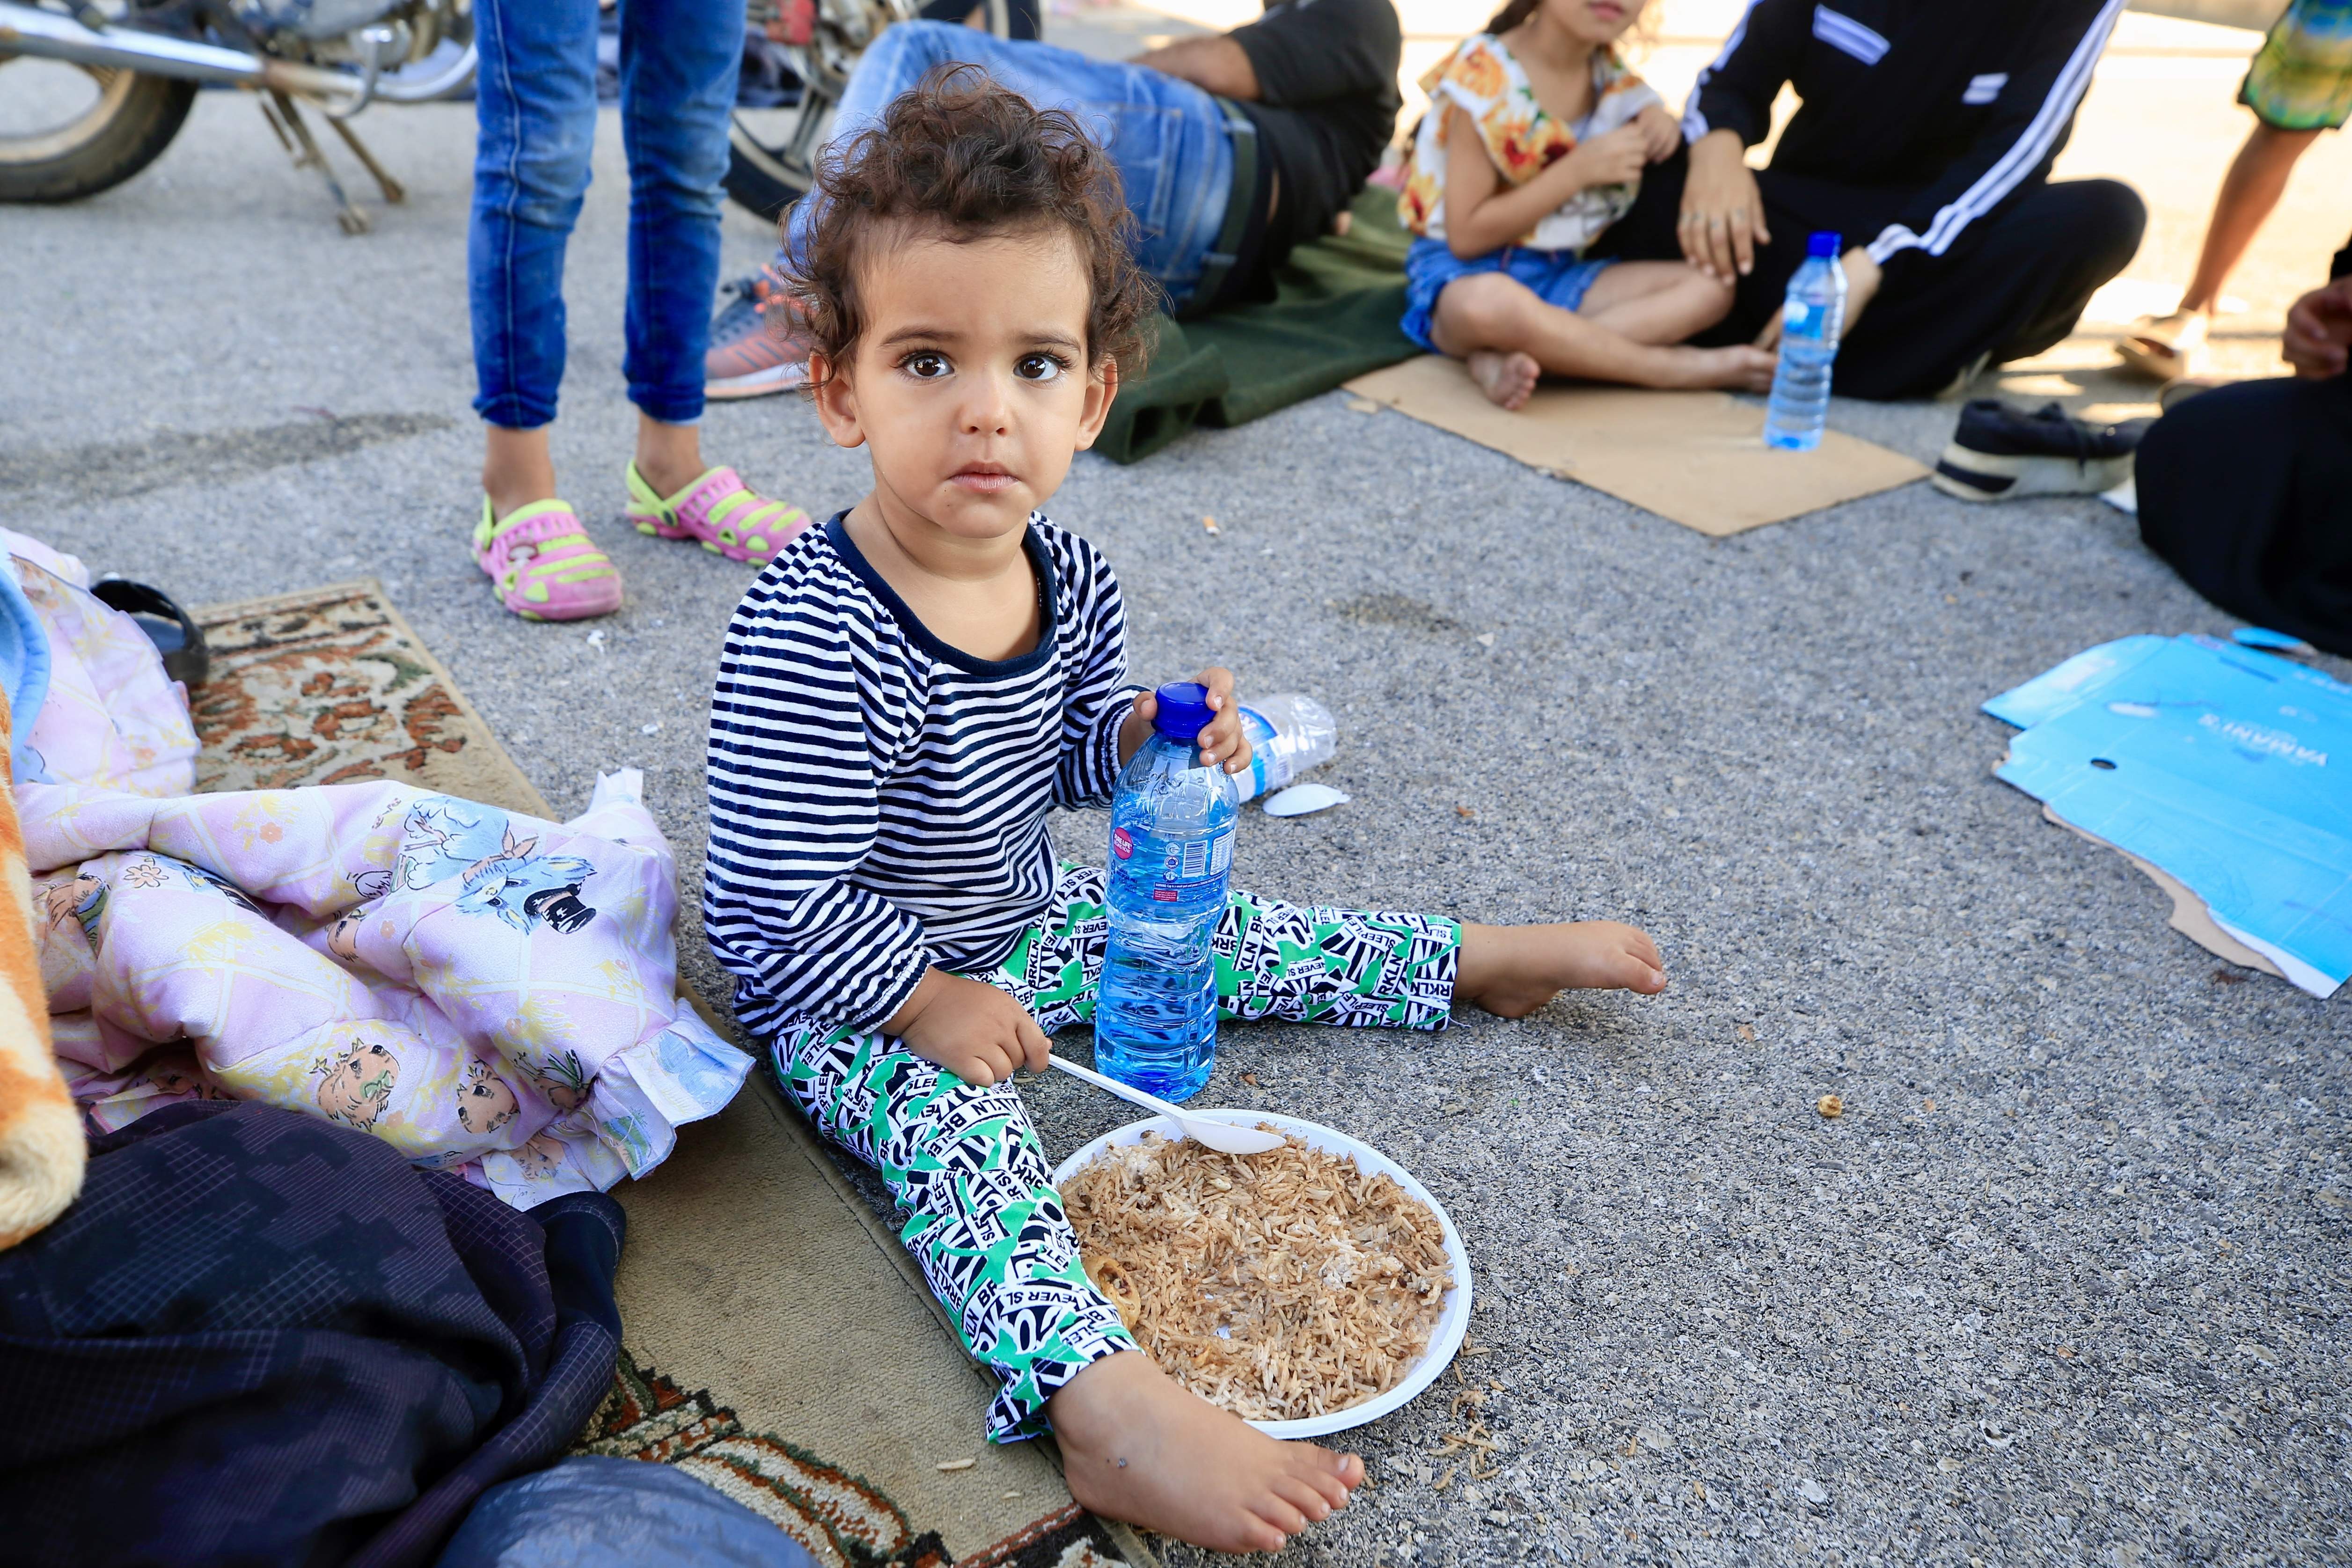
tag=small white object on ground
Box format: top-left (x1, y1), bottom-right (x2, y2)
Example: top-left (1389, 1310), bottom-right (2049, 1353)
top-left (589, 767), bottom-right (644, 809)
top-left (2100, 477), bottom-right (2137, 515)
top-left (1263, 782), bottom-right (1350, 817)
top-left (640, 720), bottom-right (660, 735)
top-left (936, 1458), bottom-right (976, 1472)
top-left (1799, 1478), bottom-right (1829, 1505)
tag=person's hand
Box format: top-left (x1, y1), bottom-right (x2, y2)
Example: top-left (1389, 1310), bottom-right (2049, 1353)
top-left (1633, 102), bottom-right (1682, 163)
top-left (2282, 275), bottom-right (2352, 379)
top-left (1559, 123), bottom-right (1651, 194)
top-left (888, 969), bottom-right (1051, 1087)
top-left (1678, 127), bottom-right (1769, 281)
top-left (1752, 247), bottom-right (1882, 352)
top-left (1127, 668), bottom-right (1254, 775)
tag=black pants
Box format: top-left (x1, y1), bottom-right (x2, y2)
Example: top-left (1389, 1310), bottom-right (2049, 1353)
top-left (2137, 373), bottom-right (2352, 658)
top-left (1597, 151), bottom-right (2146, 399)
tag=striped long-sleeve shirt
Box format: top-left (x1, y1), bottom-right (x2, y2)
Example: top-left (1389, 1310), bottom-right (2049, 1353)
top-left (703, 511), bottom-right (1142, 1037)
top-left (1681, 0), bottom-right (2123, 274)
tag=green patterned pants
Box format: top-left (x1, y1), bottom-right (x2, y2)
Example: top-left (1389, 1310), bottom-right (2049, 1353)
top-left (767, 862), bottom-right (1460, 1440)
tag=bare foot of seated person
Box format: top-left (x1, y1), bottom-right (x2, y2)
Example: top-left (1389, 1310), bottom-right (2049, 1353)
top-left (1049, 1351), bottom-right (1364, 1554)
top-left (1468, 348), bottom-right (1544, 410)
top-left (1455, 918), bottom-right (1668, 1015)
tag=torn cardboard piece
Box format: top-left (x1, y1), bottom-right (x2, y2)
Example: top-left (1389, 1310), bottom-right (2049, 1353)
top-left (1341, 354), bottom-right (1926, 536)
top-left (1985, 634), bottom-right (2352, 998)
top-left (2038, 805), bottom-right (2284, 981)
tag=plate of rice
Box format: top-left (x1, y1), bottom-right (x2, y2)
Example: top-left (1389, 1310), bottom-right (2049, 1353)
top-left (1051, 1109), bottom-right (1472, 1439)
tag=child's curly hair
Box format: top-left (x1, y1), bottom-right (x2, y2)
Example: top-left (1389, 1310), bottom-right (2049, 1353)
top-left (787, 63), bottom-right (1157, 384)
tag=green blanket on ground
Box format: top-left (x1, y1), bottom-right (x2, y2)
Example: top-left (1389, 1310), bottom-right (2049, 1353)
top-left (1097, 187), bottom-right (1416, 464)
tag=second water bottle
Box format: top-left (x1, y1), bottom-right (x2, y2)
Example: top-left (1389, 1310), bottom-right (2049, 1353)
top-left (1094, 682), bottom-right (1239, 1102)
top-left (1763, 230), bottom-right (1848, 453)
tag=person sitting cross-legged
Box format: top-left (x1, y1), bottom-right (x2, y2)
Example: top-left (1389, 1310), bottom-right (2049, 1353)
top-left (1394, 0), bottom-right (1774, 408)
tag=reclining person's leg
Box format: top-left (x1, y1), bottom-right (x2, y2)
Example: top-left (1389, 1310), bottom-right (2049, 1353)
top-left (786, 23), bottom-right (1234, 306)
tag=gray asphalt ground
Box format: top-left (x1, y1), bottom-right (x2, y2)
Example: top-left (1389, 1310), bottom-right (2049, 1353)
top-left (4, 21), bottom-right (2350, 1566)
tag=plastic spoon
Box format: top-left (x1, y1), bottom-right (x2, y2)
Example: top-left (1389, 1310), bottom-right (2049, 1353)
top-left (1047, 1055), bottom-right (1286, 1155)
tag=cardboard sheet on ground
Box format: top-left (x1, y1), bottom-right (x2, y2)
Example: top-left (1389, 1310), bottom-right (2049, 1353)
top-left (1985, 633), bottom-right (2352, 997)
top-left (1342, 354), bottom-right (1927, 536)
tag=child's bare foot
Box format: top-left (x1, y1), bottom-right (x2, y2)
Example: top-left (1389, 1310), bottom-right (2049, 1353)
top-left (1455, 920), bottom-right (1666, 1018)
top-left (1468, 349), bottom-right (1541, 410)
top-left (1048, 1351), bottom-right (1361, 1553)
top-left (1664, 344), bottom-right (1777, 392)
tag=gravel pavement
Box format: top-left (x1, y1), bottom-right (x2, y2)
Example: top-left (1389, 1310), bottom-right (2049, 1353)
top-left (3, 67), bottom-right (2347, 1568)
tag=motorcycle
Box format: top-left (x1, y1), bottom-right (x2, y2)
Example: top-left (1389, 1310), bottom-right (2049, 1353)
top-left (0, 0), bottom-right (1016, 232)
top-left (724, 0), bottom-right (1020, 220)
top-left (0, 0), bottom-right (475, 231)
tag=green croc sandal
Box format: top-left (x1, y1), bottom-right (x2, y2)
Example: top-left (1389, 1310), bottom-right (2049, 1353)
top-left (625, 462), bottom-right (811, 566)
top-left (472, 498), bottom-right (624, 621)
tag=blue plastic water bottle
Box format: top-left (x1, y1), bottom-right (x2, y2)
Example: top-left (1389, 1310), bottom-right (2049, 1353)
top-left (1094, 681), bottom-right (1239, 1102)
top-left (1763, 231), bottom-right (1848, 452)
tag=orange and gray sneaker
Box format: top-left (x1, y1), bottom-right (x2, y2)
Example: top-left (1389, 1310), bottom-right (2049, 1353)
top-left (705, 269), bottom-right (810, 401)
top-left (473, 498), bottom-right (624, 620)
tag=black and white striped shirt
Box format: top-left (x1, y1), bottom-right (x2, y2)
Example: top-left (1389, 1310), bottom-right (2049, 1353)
top-left (703, 511), bottom-right (1140, 1036)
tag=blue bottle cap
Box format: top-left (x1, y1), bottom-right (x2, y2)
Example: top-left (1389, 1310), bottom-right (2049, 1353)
top-left (1151, 681), bottom-right (1215, 741)
top-left (1807, 230), bottom-right (1842, 259)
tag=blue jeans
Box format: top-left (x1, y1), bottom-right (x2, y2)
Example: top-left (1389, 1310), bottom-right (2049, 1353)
top-left (784, 22), bottom-right (1235, 312)
top-left (1399, 238), bottom-right (1614, 353)
top-left (469, 0), bottom-right (737, 429)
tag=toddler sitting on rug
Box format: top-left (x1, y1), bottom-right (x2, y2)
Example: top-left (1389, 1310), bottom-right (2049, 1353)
top-left (701, 66), bottom-right (1667, 1555)
top-left (1397, 0), bottom-right (1774, 407)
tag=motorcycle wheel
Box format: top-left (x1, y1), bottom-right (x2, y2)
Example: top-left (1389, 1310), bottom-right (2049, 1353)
top-left (0, 60), bottom-right (196, 203)
top-left (723, 0), bottom-right (1020, 222)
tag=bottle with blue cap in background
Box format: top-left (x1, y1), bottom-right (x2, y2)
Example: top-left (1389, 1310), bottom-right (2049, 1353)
top-left (1763, 230), bottom-right (1849, 453)
top-left (1094, 681), bottom-right (1240, 1101)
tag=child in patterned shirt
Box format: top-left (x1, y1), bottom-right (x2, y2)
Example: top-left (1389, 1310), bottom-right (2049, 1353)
top-left (1399, 0), bottom-right (1775, 407)
top-left (703, 65), bottom-right (1667, 1557)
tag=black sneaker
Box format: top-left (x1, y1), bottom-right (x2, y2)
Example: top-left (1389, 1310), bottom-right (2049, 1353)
top-left (1931, 399), bottom-right (2154, 503)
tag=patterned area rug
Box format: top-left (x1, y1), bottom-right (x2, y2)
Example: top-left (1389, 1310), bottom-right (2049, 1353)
top-left (190, 580), bottom-right (1148, 1568)
top-left (192, 581), bottom-right (549, 810)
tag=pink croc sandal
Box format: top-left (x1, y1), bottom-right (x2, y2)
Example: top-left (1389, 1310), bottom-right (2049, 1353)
top-left (625, 462), bottom-right (811, 567)
top-left (472, 498), bottom-right (624, 621)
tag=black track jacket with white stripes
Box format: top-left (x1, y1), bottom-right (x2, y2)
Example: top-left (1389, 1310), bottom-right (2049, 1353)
top-left (703, 512), bottom-right (1142, 1038)
top-left (1683, 0), bottom-right (2123, 274)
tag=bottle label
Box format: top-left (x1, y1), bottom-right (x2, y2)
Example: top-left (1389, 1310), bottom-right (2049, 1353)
top-left (1112, 827), bottom-right (1134, 860)
top-left (1140, 828), bottom-right (1235, 898)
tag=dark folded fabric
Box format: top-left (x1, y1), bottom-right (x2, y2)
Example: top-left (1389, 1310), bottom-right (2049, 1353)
top-left (2136, 372), bottom-right (2352, 659)
top-left (1096, 186), bottom-right (1417, 465)
top-left (0, 1102), bottom-right (624, 1568)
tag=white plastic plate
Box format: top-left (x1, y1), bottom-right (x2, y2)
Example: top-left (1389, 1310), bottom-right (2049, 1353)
top-left (1050, 1108), bottom-right (1473, 1439)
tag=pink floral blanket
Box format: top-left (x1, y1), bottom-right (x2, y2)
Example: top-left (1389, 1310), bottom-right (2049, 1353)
top-left (26, 772), bottom-right (750, 1209)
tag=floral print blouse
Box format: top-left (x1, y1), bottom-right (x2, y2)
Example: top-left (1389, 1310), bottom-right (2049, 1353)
top-left (1398, 33), bottom-right (1663, 255)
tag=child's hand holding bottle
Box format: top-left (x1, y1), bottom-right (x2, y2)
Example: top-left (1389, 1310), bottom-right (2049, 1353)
top-left (1121, 666), bottom-right (1255, 775)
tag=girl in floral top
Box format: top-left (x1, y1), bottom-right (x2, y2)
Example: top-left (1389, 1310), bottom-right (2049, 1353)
top-left (1398, 0), bottom-right (1775, 408)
